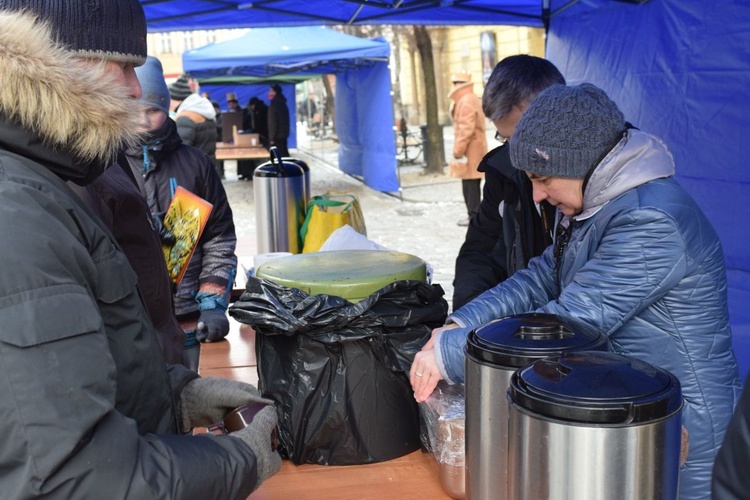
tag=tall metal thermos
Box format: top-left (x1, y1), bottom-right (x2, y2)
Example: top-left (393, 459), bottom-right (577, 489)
top-left (253, 147), bottom-right (305, 254)
top-left (464, 313), bottom-right (610, 500)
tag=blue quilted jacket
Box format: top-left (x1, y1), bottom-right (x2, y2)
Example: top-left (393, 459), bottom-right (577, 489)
top-left (438, 130), bottom-right (742, 500)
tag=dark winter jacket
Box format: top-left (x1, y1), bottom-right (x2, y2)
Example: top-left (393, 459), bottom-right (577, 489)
top-left (175, 94), bottom-right (218, 164)
top-left (712, 371), bottom-right (750, 499)
top-left (125, 118), bottom-right (237, 318)
top-left (175, 115), bottom-right (217, 159)
top-left (441, 130), bottom-right (742, 500)
top-left (77, 161), bottom-right (186, 365)
top-left (268, 93), bottom-right (290, 141)
top-left (0, 11), bottom-right (256, 498)
top-left (249, 99), bottom-right (269, 145)
top-left (453, 144), bottom-right (554, 309)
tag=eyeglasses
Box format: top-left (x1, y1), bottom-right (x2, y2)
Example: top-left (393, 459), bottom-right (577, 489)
top-left (494, 131), bottom-right (508, 145)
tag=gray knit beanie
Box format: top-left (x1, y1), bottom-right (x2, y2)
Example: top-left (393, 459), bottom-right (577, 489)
top-left (510, 83), bottom-right (626, 179)
top-left (0, 0), bottom-right (147, 65)
top-left (135, 57), bottom-right (170, 114)
top-left (169, 75), bottom-right (193, 101)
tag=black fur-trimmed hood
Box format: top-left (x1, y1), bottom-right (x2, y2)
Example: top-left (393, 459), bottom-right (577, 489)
top-left (0, 10), bottom-right (142, 176)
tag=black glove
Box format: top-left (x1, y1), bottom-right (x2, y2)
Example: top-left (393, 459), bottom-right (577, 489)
top-left (229, 405), bottom-right (282, 492)
top-left (150, 211), bottom-right (176, 246)
top-left (178, 377), bottom-right (272, 433)
top-left (196, 292), bottom-right (230, 342)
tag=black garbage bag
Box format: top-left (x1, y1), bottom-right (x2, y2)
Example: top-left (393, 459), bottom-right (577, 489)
top-left (229, 277), bottom-right (449, 465)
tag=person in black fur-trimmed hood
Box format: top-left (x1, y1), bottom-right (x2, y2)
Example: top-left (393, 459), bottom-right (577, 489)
top-left (0, 1), bottom-right (280, 498)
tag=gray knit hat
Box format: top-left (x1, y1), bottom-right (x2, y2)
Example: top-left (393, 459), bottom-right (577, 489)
top-left (135, 57), bottom-right (170, 114)
top-left (510, 83), bottom-right (626, 179)
top-left (0, 0), bottom-right (147, 65)
top-left (169, 75), bottom-right (193, 101)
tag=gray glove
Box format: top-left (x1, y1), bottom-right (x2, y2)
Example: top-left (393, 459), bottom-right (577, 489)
top-left (230, 405), bottom-right (282, 491)
top-left (196, 308), bottom-right (230, 342)
top-left (178, 377), bottom-right (272, 433)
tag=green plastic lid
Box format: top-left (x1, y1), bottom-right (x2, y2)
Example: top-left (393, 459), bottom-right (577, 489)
top-left (255, 250), bottom-right (427, 302)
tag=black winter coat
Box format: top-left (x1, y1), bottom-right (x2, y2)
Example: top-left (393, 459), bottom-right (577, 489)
top-left (268, 93), bottom-right (290, 141)
top-left (452, 144), bottom-right (555, 309)
top-left (175, 114), bottom-right (218, 162)
top-left (250, 101), bottom-right (269, 144)
top-left (0, 117), bottom-right (257, 499)
top-left (713, 372), bottom-right (750, 499)
top-left (78, 160), bottom-right (187, 365)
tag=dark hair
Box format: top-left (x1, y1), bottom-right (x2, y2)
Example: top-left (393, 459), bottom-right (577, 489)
top-left (270, 84), bottom-right (283, 94)
top-left (482, 55), bottom-right (566, 121)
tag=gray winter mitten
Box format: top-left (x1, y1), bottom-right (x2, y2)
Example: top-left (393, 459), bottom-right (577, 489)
top-left (230, 405), bottom-right (282, 491)
top-left (178, 377), bottom-right (272, 433)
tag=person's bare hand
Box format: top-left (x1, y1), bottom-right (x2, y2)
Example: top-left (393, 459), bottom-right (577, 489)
top-left (410, 348), bottom-right (443, 403)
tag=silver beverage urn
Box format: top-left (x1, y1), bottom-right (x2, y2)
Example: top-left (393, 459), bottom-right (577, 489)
top-left (507, 351), bottom-right (683, 500)
top-left (464, 313), bottom-right (610, 500)
top-left (253, 147), bottom-right (305, 254)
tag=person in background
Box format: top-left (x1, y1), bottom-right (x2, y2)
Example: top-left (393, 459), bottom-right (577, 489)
top-left (452, 55), bottom-right (563, 310)
top-left (212, 100), bottom-right (225, 178)
top-left (227, 92), bottom-right (252, 131)
top-left (411, 83), bottom-right (741, 500)
top-left (0, 1), bottom-right (279, 498)
top-left (248, 96), bottom-right (270, 148)
top-left (267, 83), bottom-right (291, 157)
top-left (712, 371), bottom-right (750, 499)
top-left (168, 73), bottom-right (192, 115)
top-left (448, 69), bottom-right (488, 227)
top-left (173, 91), bottom-right (220, 178)
top-left (212, 100), bottom-right (223, 138)
top-left (129, 57), bottom-right (239, 356)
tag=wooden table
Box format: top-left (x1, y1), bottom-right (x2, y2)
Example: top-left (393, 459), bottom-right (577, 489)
top-left (216, 142), bottom-right (269, 161)
top-left (199, 320), bottom-right (453, 500)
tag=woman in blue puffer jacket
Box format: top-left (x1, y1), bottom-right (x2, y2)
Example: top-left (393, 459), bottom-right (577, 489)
top-left (410, 84), bottom-right (741, 500)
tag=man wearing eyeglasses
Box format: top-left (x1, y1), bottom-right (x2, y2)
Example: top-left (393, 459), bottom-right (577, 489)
top-left (452, 55), bottom-right (564, 310)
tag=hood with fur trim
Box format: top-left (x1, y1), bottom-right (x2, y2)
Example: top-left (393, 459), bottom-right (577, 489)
top-left (0, 10), bottom-right (143, 180)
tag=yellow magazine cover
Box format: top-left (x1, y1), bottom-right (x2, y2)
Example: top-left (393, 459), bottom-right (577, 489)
top-left (162, 186), bottom-right (213, 284)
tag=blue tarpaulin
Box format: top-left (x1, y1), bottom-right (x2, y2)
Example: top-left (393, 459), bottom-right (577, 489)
top-left (545, 0), bottom-right (750, 379)
top-left (143, 0), bottom-right (750, 377)
top-left (182, 27), bottom-right (398, 192)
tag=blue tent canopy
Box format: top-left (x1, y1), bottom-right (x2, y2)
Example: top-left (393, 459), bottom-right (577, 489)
top-left (183, 27), bottom-right (398, 192)
top-left (143, 0), bottom-right (750, 378)
top-left (142, 0), bottom-right (546, 31)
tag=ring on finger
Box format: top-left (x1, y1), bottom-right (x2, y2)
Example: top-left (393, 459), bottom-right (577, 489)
top-left (416, 372), bottom-right (423, 377)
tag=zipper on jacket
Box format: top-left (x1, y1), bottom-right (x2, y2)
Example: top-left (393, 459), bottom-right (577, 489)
top-left (553, 215), bottom-right (572, 291)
